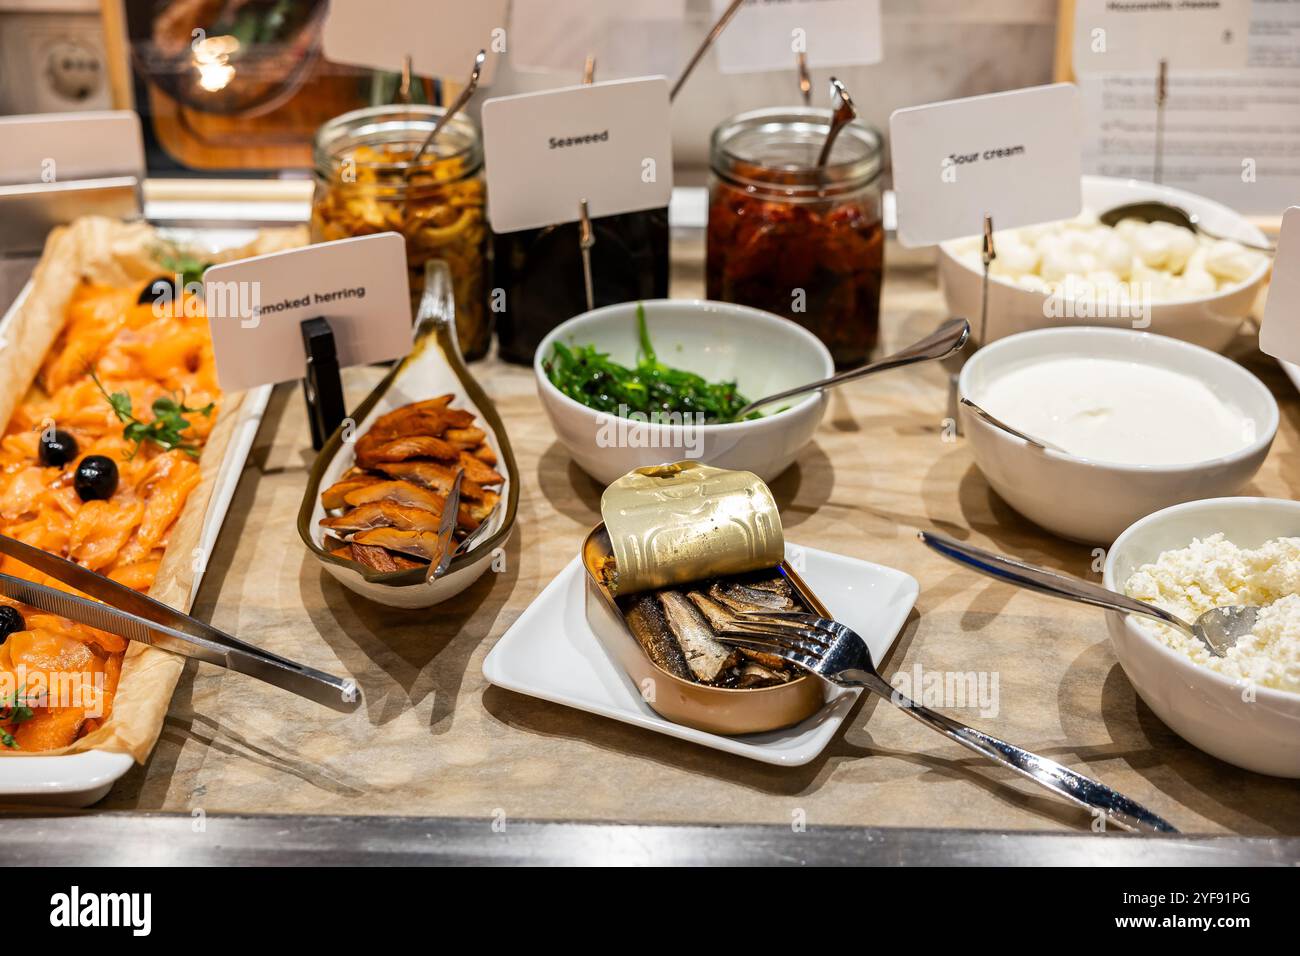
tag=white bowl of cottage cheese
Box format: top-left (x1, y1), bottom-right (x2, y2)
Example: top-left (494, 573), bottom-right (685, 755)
top-left (938, 175), bottom-right (1271, 351)
top-left (1103, 497), bottom-right (1300, 777)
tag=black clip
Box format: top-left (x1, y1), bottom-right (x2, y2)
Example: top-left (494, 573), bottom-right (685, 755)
top-left (300, 317), bottom-right (347, 451)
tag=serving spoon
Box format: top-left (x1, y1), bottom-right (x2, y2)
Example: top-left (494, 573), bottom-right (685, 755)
top-left (958, 397), bottom-right (1067, 453)
top-left (816, 77), bottom-right (856, 168)
top-left (1098, 200), bottom-right (1274, 254)
top-left (411, 49), bottom-right (486, 166)
top-left (425, 468), bottom-right (465, 583)
top-left (733, 317), bottom-right (969, 418)
top-left (920, 531), bottom-right (1258, 658)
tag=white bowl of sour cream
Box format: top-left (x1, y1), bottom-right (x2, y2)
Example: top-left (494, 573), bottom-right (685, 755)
top-left (959, 327), bottom-right (1278, 543)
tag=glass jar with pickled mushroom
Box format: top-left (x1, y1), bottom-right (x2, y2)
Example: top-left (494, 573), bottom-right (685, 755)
top-left (312, 105), bottom-right (490, 359)
top-left (707, 107), bottom-right (884, 368)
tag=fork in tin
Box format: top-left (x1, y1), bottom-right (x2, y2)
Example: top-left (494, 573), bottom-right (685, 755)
top-left (717, 610), bottom-right (1177, 834)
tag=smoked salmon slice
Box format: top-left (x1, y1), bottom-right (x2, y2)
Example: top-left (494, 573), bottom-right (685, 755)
top-left (0, 277), bottom-right (221, 751)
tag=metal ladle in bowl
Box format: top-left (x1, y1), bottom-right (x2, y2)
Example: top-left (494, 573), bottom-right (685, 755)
top-left (734, 318), bottom-right (969, 418)
top-left (1098, 201), bottom-right (1274, 254)
top-left (920, 531), bottom-right (1259, 658)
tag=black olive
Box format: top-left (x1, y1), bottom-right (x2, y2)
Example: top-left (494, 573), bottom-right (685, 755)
top-left (38, 428), bottom-right (78, 468)
top-left (0, 606), bottom-right (23, 643)
top-left (74, 455), bottom-right (119, 501)
top-left (137, 275), bottom-right (177, 307)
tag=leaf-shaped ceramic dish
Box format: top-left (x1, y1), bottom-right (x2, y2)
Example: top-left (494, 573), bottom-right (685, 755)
top-left (297, 260), bottom-right (518, 608)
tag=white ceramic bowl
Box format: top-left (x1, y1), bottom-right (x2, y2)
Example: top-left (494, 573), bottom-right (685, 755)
top-left (535, 299), bottom-right (834, 486)
top-left (1103, 497), bottom-right (1300, 777)
top-left (959, 327), bottom-right (1278, 544)
top-left (938, 175), bottom-right (1272, 351)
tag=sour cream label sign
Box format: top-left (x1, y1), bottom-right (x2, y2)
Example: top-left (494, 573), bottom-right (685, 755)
top-left (889, 83), bottom-right (1083, 248)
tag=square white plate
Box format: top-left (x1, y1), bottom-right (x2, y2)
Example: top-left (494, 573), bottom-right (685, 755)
top-left (483, 543), bottom-right (918, 766)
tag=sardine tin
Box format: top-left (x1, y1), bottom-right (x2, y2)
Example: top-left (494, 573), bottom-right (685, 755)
top-left (599, 461), bottom-right (784, 595)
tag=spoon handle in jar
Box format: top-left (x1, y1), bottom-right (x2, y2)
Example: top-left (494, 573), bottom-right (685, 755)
top-left (412, 50), bottom-right (485, 165)
top-left (671, 0), bottom-right (745, 102)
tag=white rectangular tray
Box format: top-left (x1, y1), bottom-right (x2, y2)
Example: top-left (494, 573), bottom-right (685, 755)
top-left (0, 277), bottom-right (271, 806)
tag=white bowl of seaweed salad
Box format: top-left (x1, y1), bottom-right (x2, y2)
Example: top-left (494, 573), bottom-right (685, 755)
top-left (536, 299), bottom-right (834, 485)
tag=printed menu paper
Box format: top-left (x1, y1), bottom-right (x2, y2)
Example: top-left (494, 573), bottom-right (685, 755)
top-left (1078, 0), bottom-right (1300, 215)
top-left (321, 0), bottom-right (506, 84)
top-left (712, 0), bottom-right (883, 74)
top-left (1073, 0), bottom-right (1251, 74)
top-left (481, 77), bottom-right (673, 234)
top-left (0, 111), bottom-right (143, 187)
top-left (1260, 206), bottom-right (1300, 365)
top-left (510, 0), bottom-right (685, 77)
top-left (203, 234), bottom-right (412, 393)
top-left (889, 83), bottom-right (1083, 248)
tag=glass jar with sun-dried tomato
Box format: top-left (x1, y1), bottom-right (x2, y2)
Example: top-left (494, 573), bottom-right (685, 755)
top-left (707, 107), bottom-right (884, 368)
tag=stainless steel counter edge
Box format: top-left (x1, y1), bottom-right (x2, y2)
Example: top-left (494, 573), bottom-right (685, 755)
top-left (0, 814), bottom-right (1294, 866)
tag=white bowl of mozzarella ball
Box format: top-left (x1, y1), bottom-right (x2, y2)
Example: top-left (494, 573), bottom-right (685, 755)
top-left (938, 175), bottom-right (1272, 351)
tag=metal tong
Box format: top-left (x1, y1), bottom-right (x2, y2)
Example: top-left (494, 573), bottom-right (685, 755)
top-left (0, 533), bottom-right (359, 712)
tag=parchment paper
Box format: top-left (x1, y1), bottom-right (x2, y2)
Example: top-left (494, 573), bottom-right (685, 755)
top-left (0, 217), bottom-right (306, 760)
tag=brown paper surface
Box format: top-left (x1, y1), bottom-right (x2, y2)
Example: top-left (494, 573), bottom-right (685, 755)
top-left (86, 235), bottom-right (1300, 835)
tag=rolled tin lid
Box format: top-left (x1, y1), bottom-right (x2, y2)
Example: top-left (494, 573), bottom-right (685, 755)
top-left (599, 461), bottom-right (784, 595)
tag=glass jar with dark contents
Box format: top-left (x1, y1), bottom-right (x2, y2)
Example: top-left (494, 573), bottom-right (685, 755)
top-left (312, 105), bottom-right (491, 360)
top-left (707, 108), bottom-right (884, 368)
top-left (492, 208), bottom-right (669, 365)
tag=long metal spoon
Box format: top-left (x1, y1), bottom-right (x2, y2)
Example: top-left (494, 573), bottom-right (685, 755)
top-left (816, 77), bottom-right (856, 167)
top-left (411, 49), bottom-right (485, 166)
top-left (920, 531), bottom-right (1259, 658)
top-left (734, 317), bottom-right (969, 418)
top-left (1099, 200), bottom-right (1274, 254)
top-left (958, 397), bottom-right (1067, 453)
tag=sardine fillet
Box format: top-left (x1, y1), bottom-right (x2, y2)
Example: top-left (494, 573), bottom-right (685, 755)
top-left (659, 590), bottom-right (735, 684)
top-left (623, 592), bottom-right (691, 681)
top-left (687, 591), bottom-right (788, 671)
top-left (709, 580), bottom-right (797, 613)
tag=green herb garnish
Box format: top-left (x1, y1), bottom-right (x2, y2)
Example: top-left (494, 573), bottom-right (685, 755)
top-left (0, 687), bottom-right (35, 749)
top-left (544, 303), bottom-right (758, 423)
top-left (154, 245), bottom-right (210, 288)
top-left (91, 370), bottom-right (213, 460)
